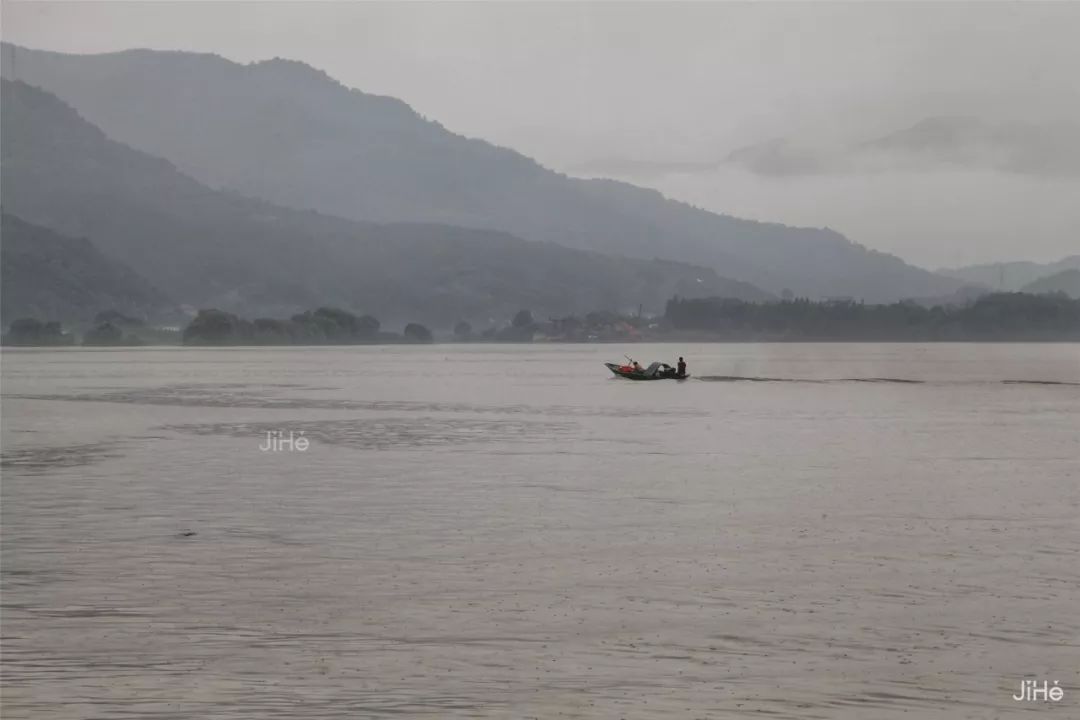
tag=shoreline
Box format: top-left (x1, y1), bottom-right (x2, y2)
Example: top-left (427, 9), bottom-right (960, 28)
top-left (4, 337), bottom-right (1080, 349)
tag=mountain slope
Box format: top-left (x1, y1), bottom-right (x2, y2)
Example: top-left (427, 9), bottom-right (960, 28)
top-left (1, 213), bottom-right (176, 325)
top-left (1, 79), bottom-right (769, 326)
top-left (938, 256), bottom-right (1080, 291)
top-left (0, 42), bottom-right (964, 302)
top-left (1021, 269), bottom-right (1080, 299)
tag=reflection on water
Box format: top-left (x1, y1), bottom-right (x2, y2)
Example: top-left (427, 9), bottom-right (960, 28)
top-left (0, 441), bottom-right (125, 472)
top-left (2, 343), bottom-right (1079, 719)
top-left (164, 417), bottom-right (577, 450)
top-left (7, 383), bottom-right (708, 418)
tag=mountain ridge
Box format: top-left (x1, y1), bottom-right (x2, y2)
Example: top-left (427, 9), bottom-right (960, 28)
top-left (1, 78), bottom-right (771, 326)
top-left (0, 41), bottom-right (965, 302)
top-left (938, 256), bottom-right (1080, 291)
top-left (1021, 268), bottom-right (1080, 299)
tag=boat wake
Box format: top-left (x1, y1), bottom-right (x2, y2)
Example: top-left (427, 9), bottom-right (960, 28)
top-left (1002, 379), bottom-right (1080, 386)
top-left (697, 376), bottom-right (1080, 386)
top-left (696, 376), bottom-right (925, 384)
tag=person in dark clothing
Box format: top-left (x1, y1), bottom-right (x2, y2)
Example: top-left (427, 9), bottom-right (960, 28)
top-left (677, 357), bottom-right (687, 377)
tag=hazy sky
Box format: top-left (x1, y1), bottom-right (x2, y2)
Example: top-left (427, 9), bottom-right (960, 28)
top-left (4, 1), bottom-right (1079, 267)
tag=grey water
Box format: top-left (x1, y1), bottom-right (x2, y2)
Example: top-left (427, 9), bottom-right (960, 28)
top-left (2, 343), bottom-right (1078, 719)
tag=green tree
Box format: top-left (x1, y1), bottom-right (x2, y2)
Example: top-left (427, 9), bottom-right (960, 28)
top-left (83, 322), bottom-right (125, 346)
top-left (404, 323), bottom-right (433, 343)
top-left (2, 317), bottom-right (74, 346)
top-left (453, 320), bottom-right (472, 340)
top-left (512, 309), bottom-right (534, 328)
top-left (182, 309), bottom-right (253, 345)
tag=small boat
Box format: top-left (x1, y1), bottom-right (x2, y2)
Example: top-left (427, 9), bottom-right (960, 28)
top-left (605, 361), bottom-right (688, 381)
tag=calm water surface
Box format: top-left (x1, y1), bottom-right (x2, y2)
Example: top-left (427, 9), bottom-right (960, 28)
top-left (2, 343), bottom-right (1078, 718)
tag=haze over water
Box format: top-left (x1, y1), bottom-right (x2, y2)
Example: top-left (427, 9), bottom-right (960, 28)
top-left (2, 343), bottom-right (1078, 718)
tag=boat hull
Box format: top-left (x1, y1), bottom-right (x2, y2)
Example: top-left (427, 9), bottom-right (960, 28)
top-left (604, 362), bottom-right (689, 381)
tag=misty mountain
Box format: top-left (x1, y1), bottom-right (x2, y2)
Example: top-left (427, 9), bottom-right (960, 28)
top-left (859, 116), bottom-right (1080, 177)
top-left (1021, 269), bottom-right (1080, 299)
top-left (598, 116), bottom-right (1080, 180)
top-left (724, 139), bottom-right (830, 177)
top-left (717, 116), bottom-right (1080, 178)
top-left (1, 79), bottom-right (769, 327)
top-left (1, 213), bottom-right (176, 325)
top-left (0, 43), bottom-right (964, 302)
top-left (938, 256), bottom-right (1080, 291)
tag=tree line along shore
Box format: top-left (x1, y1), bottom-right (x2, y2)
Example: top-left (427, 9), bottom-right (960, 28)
top-left (3, 292), bottom-right (1079, 347)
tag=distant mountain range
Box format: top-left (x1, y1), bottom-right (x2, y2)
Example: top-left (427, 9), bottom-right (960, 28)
top-left (1, 42), bottom-right (964, 303)
top-left (2, 78), bottom-right (770, 327)
top-left (938, 256), bottom-right (1080, 291)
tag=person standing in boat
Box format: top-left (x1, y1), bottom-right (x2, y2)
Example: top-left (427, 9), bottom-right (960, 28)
top-left (677, 357), bottom-right (687, 377)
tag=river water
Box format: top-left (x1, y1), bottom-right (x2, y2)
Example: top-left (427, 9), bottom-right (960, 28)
top-left (2, 343), bottom-right (1078, 718)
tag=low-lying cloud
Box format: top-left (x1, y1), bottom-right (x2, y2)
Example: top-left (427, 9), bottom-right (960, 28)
top-left (577, 117), bottom-right (1080, 180)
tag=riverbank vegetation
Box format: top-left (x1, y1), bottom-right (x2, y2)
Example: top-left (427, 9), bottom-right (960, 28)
top-left (181, 308), bottom-right (432, 346)
top-left (5, 293), bottom-right (1078, 346)
top-left (665, 292), bottom-right (1080, 341)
